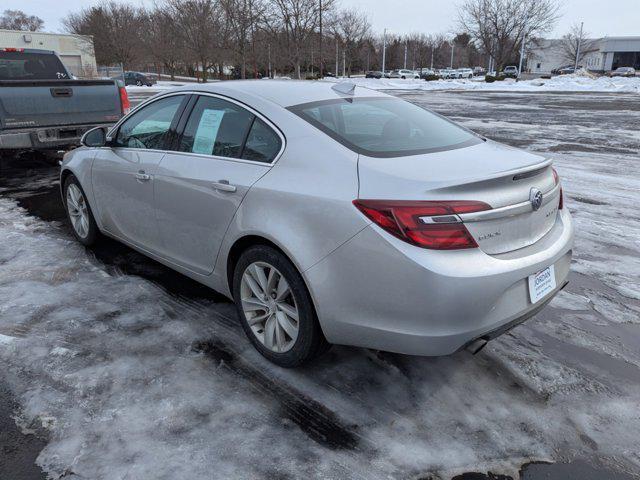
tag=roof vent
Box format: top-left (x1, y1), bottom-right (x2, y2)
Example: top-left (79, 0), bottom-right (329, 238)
top-left (331, 81), bottom-right (356, 95)
top-left (23, 34), bottom-right (32, 43)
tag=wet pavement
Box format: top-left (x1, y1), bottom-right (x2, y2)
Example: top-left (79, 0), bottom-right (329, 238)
top-left (0, 90), bottom-right (639, 479)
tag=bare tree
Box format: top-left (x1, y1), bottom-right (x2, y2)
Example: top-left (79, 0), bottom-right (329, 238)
top-left (458, 0), bottom-right (559, 70)
top-left (166, 0), bottom-right (223, 81)
top-left (266, 0), bottom-right (335, 79)
top-left (64, 3), bottom-right (143, 68)
top-left (560, 23), bottom-right (599, 66)
top-left (221, 0), bottom-right (266, 78)
top-left (0, 9), bottom-right (44, 31)
top-left (332, 8), bottom-right (370, 76)
top-left (141, 6), bottom-right (184, 80)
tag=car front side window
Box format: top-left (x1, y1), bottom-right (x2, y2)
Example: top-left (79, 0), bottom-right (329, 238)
top-left (114, 95), bottom-right (184, 150)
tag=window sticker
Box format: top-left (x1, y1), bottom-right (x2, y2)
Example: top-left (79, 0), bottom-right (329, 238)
top-left (192, 109), bottom-right (225, 154)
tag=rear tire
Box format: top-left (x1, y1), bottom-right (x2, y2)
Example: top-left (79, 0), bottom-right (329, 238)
top-left (63, 174), bottom-right (99, 246)
top-left (232, 245), bottom-right (330, 367)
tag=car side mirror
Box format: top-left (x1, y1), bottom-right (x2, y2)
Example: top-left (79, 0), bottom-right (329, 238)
top-left (81, 127), bottom-right (107, 148)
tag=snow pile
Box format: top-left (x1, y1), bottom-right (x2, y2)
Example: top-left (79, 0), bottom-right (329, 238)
top-left (126, 80), bottom-right (189, 93)
top-left (324, 75), bottom-right (640, 93)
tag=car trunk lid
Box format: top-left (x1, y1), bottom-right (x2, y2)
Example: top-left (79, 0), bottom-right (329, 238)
top-left (357, 140), bottom-right (561, 254)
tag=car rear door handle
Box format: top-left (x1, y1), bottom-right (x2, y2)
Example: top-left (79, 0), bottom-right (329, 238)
top-left (211, 180), bottom-right (237, 193)
top-left (135, 172), bottom-right (151, 182)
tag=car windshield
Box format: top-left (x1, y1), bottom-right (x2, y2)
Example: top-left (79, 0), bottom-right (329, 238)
top-left (0, 51), bottom-right (69, 80)
top-left (288, 97), bottom-right (480, 158)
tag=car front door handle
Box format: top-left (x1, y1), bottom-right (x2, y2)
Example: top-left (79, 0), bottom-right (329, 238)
top-left (211, 180), bottom-right (237, 193)
top-left (135, 172), bottom-right (151, 182)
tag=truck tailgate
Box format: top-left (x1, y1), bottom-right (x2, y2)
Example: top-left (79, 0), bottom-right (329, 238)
top-left (0, 79), bottom-right (122, 130)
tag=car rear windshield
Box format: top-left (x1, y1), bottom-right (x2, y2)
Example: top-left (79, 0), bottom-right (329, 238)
top-left (0, 51), bottom-right (69, 80)
top-left (288, 97), bottom-right (480, 157)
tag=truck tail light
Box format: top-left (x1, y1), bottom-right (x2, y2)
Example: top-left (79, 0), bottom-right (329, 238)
top-left (353, 200), bottom-right (491, 250)
top-left (119, 86), bottom-right (130, 115)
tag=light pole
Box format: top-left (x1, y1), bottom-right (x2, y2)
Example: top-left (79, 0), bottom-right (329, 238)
top-left (319, 0), bottom-right (323, 78)
top-left (403, 40), bottom-right (407, 69)
top-left (430, 45), bottom-right (434, 70)
top-left (335, 38), bottom-right (339, 77)
top-left (574, 21), bottom-right (584, 70)
top-left (450, 42), bottom-right (454, 69)
top-left (382, 28), bottom-right (387, 74)
top-left (518, 11), bottom-right (530, 80)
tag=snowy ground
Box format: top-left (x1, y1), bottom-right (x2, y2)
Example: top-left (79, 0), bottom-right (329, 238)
top-left (324, 74), bottom-right (640, 94)
top-left (0, 91), bottom-right (639, 480)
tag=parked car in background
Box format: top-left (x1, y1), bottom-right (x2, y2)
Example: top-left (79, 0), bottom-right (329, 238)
top-left (610, 67), bottom-right (636, 77)
top-left (61, 81), bottom-right (573, 367)
top-left (389, 69), bottom-right (420, 79)
top-left (439, 68), bottom-right (457, 79)
top-left (551, 65), bottom-right (572, 75)
top-left (124, 71), bottom-right (157, 87)
top-left (473, 67), bottom-right (486, 76)
top-left (0, 48), bottom-right (128, 153)
top-left (419, 68), bottom-right (436, 79)
top-left (556, 66), bottom-right (582, 75)
top-left (502, 66), bottom-right (519, 78)
top-left (455, 68), bottom-right (474, 79)
top-left (365, 70), bottom-right (384, 79)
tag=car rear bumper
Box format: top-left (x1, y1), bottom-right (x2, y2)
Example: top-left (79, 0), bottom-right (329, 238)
top-left (0, 123), bottom-right (114, 150)
top-left (304, 207), bottom-right (574, 356)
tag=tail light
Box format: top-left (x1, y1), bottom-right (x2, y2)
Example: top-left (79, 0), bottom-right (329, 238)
top-left (119, 86), bottom-right (130, 115)
top-left (353, 200), bottom-right (491, 250)
top-left (552, 167), bottom-right (563, 209)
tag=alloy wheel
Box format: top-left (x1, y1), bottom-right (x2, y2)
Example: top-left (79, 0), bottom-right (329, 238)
top-left (66, 184), bottom-right (90, 239)
top-left (240, 261), bottom-right (299, 353)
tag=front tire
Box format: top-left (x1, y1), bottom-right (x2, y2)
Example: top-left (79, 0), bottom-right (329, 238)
top-left (232, 245), bottom-right (330, 367)
top-left (63, 175), bottom-right (99, 246)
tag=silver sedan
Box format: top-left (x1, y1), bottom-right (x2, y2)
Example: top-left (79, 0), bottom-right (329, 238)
top-left (60, 81), bottom-right (574, 367)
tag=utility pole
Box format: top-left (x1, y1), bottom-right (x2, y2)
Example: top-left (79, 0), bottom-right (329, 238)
top-left (382, 28), bottom-right (387, 74)
top-left (403, 41), bottom-right (407, 69)
top-left (574, 21), bottom-right (584, 70)
top-left (268, 43), bottom-right (272, 78)
top-left (319, 0), bottom-right (323, 78)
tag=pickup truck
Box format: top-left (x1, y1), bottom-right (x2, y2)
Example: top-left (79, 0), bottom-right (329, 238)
top-left (0, 48), bottom-right (129, 152)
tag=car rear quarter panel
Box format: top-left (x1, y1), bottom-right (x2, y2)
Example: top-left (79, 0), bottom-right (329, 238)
top-left (214, 108), bottom-right (368, 296)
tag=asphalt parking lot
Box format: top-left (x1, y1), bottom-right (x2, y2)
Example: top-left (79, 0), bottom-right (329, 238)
top-left (1, 89), bottom-right (639, 480)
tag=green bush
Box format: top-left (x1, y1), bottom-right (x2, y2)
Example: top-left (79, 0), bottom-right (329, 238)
top-left (485, 75), bottom-right (496, 83)
top-left (423, 74), bottom-right (440, 81)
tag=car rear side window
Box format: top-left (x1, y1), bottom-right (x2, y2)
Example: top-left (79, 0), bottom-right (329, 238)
top-left (0, 51), bottom-right (69, 80)
top-left (288, 97), bottom-right (480, 158)
top-left (179, 96), bottom-right (254, 158)
top-left (241, 118), bottom-right (282, 163)
top-left (114, 95), bottom-right (184, 150)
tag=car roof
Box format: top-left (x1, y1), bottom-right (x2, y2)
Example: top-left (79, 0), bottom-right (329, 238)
top-left (170, 80), bottom-right (390, 107)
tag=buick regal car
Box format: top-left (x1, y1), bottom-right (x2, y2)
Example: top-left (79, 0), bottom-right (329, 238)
top-left (60, 81), bottom-right (573, 367)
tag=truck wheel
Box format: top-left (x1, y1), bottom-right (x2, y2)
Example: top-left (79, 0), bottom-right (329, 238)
top-left (63, 175), bottom-right (99, 246)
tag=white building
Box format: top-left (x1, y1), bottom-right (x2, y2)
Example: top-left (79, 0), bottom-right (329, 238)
top-left (0, 29), bottom-right (97, 77)
top-left (528, 36), bottom-right (640, 74)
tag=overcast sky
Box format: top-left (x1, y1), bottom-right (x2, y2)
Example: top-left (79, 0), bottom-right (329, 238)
top-left (5, 0), bottom-right (639, 38)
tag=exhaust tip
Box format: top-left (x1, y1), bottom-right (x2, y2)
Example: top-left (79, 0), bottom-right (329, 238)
top-left (465, 338), bottom-right (488, 355)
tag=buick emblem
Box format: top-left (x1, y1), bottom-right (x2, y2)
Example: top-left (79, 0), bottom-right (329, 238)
top-left (529, 188), bottom-right (543, 211)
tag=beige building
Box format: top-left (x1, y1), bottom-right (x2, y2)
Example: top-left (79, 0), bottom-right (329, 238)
top-left (0, 29), bottom-right (97, 77)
